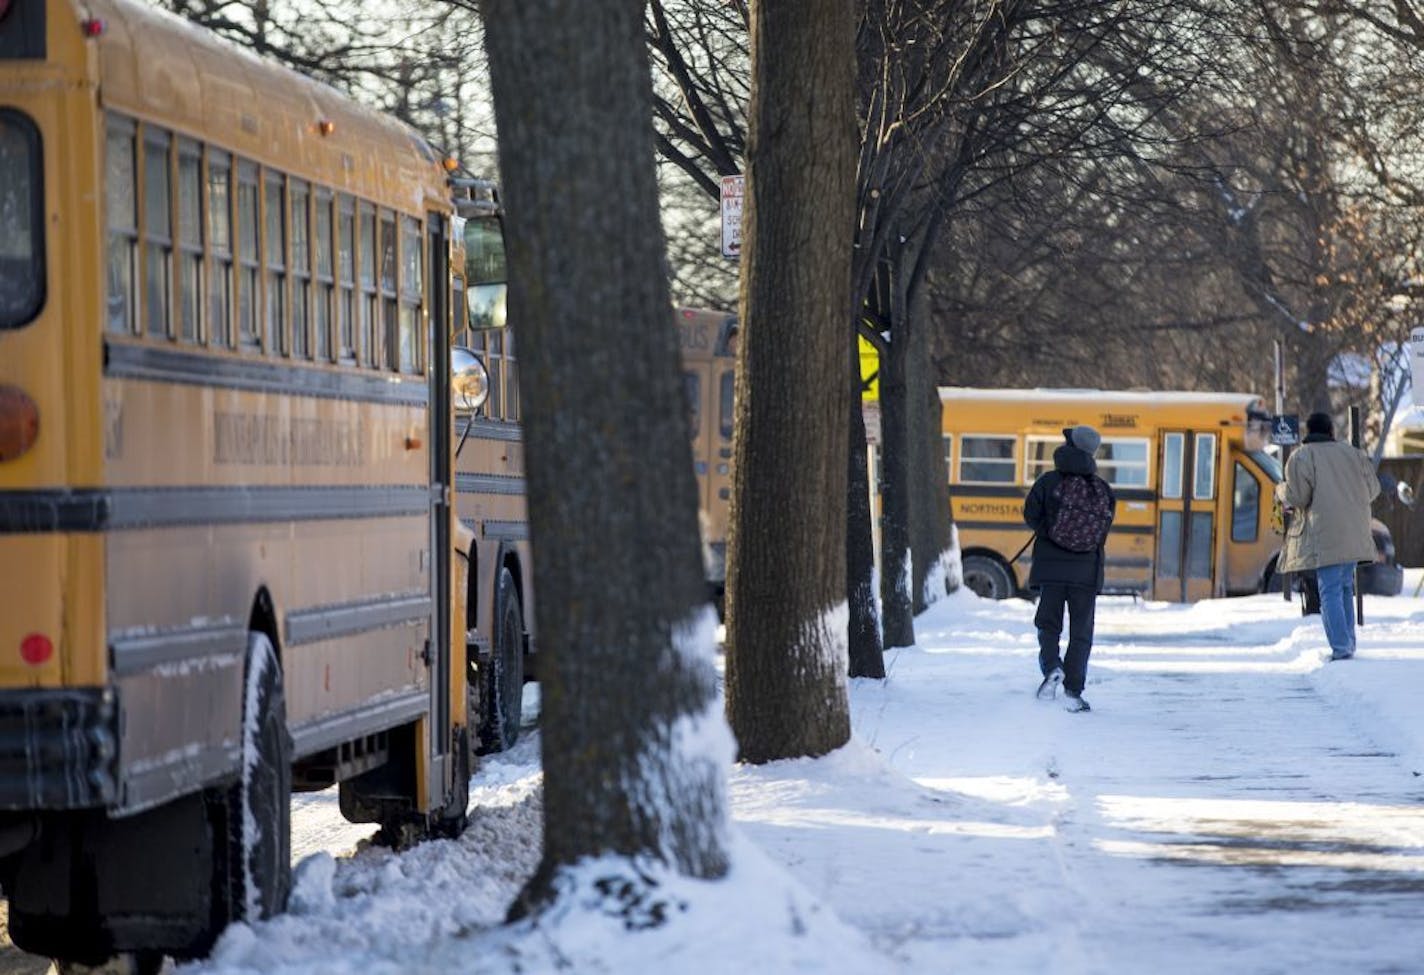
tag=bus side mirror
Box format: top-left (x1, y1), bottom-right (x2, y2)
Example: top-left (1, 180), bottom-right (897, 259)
top-left (451, 346), bottom-right (490, 413)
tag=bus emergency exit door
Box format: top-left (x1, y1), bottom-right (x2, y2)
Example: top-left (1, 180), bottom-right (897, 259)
top-left (1154, 431), bottom-right (1218, 601)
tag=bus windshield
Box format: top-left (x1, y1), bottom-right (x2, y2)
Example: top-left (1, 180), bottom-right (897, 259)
top-left (0, 110), bottom-right (44, 328)
top-left (1247, 449), bottom-right (1283, 483)
top-left (464, 214), bottom-right (507, 330)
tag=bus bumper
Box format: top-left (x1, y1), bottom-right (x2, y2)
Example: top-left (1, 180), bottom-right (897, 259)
top-left (0, 688), bottom-right (118, 810)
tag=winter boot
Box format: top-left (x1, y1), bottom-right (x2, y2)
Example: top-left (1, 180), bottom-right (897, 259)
top-left (1063, 692), bottom-right (1091, 713)
top-left (1036, 667), bottom-right (1064, 700)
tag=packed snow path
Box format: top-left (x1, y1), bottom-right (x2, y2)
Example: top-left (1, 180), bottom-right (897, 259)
top-left (800, 592), bottom-right (1424, 974)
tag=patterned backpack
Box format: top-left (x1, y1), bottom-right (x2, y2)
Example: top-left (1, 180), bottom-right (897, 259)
top-left (1047, 474), bottom-right (1114, 552)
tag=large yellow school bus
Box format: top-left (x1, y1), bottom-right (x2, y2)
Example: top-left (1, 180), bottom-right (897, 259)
top-left (0, 0), bottom-right (494, 964)
top-left (450, 184), bottom-right (533, 754)
top-left (941, 388), bottom-right (1282, 602)
top-left (677, 307), bottom-right (738, 609)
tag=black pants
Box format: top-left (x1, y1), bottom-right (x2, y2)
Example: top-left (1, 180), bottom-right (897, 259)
top-left (1035, 583), bottom-right (1097, 695)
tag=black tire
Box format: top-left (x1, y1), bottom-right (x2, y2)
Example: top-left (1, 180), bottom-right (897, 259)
top-left (56, 952), bottom-right (164, 975)
top-left (962, 555), bottom-right (1014, 600)
top-left (477, 568), bottom-right (524, 754)
top-left (225, 631), bottom-right (292, 923)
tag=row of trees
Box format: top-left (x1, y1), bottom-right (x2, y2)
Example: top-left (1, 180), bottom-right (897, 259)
top-left (157, 0), bottom-right (1424, 931)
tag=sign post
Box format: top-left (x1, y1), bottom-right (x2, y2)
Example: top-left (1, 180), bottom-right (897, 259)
top-left (720, 175), bottom-right (744, 260)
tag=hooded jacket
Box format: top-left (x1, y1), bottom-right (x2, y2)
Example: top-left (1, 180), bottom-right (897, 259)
top-left (1276, 433), bottom-right (1379, 573)
top-left (1023, 443), bottom-right (1116, 592)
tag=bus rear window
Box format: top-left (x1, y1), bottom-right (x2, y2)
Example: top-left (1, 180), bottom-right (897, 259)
top-left (0, 110), bottom-right (44, 328)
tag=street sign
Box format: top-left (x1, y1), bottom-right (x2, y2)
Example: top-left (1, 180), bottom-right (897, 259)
top-left (863, 402), bottom-right (881, 445)
top-left (1270, 413), bottom-right (1299, 447)
top-left (1411, 326), bottom-right (1424, 397)
top-left (720, 174), bottom-right (744, 259)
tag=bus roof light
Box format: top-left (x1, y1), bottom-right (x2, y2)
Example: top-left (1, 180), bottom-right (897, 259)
top-left (317, 119), bottom-right (335, 136)
top-left (81, 18), bottom-right (105, 37)
top-left (20, 634), bottom-right (52, 666)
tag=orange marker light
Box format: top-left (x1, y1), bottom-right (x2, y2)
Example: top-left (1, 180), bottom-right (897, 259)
top-left (20, 634), bottom-right (53, 666)
top-left (442, 157), bottom-right (459, 173)
top-left (317, 119), bottom-right (335, 136)
top-left (0, 385), bottom-right (40, 462)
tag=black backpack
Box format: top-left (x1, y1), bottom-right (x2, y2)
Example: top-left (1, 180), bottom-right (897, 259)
top-left (1047, 474), bottom-right (1113, 552)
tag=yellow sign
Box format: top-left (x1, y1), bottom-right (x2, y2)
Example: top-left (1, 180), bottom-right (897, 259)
top-left (858, 334), bottom-right (879, 401)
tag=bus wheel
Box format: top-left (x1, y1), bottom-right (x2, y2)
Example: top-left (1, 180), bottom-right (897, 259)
top-left (962, 555), bottom-right (1014, 600)
top-left (222, 632), bottom-right (292, 923)
top-left (477, 568), bottom-right (524, 754)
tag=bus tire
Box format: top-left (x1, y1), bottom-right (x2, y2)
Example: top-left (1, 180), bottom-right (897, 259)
top-left (223, 631), bottom-right (292, 924)
top-left (962, 555), bottom-right (1014, 601)
top-left (477, 568), bottom-right (524, 754)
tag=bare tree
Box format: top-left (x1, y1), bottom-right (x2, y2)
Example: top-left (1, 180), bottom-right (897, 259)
top-left (478, 0), bottom-right (730, 913)
top-left (723, 0), bottom-right (859, 763)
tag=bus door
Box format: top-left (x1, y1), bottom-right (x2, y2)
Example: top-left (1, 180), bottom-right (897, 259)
top-left (1154, 431), bottom-right (1219, 601)
top-left (427, 211), bottom-right (454, 802)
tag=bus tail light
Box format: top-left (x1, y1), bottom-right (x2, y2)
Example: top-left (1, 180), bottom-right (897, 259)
top-left (0, 385), bottom-right (39, 462)
top-left (20, 634), bottom-right (53, 666)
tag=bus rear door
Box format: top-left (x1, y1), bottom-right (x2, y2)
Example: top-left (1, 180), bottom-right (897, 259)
top-left (1154, 431), bottom-right (1219, 601)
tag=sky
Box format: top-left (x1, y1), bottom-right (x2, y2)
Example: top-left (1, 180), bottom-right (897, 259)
top-left (172, 574), bottom-right (1424, 975)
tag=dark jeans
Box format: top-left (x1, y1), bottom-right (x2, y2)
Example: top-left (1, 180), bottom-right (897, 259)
top-left (1035, 583), bottom-right (1097, 695)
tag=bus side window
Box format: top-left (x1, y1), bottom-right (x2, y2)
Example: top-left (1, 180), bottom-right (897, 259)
top-left (398, 215), bottom-right (422, 374)
top-left (315, 190), bottom-right (335, 362)
top-left (960, 435), bottom-right (1016, 484)
top-left (290, 179), bottom-right (311, 359)
top-left (505, 328), bottom-right (519, 422)
top-left (337, 195), bottom-right (356, 363)
top-left (263, 172), bottom-right (286, 355)
top-left (719, 369), bottom-right (734, 440)
top-left (105, 116), bottom-right (138, 334)
top-left (207, 150), bottom-right (233, 348)
top-left (1232, 462), bottom-right (1259, 543)
top-left (176, 140), bottom-right (203, 343)
top-left (484, 329), bottom-right (503, 420)
top-left (359, 202), bottom-right (377, 367)
top-left (235, 161), bottom-right (260, 351)
top-left (142, 127), bottom-right (172, 339)
top-left (1162, 433), bottom-right (1185, 499)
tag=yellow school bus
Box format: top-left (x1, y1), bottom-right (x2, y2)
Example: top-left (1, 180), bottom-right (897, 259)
top-left (677, 307), bottom-right (738, 609)
top-left (450, 183), bottom-right (534, 754)
top-left (0, 0), bottom-right (490, 964)
top-left (941, 388), bottom-right (1282, 602)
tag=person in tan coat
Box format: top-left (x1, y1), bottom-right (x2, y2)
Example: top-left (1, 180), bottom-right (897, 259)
top-left (1277, 412), bottom-right (1380, 659)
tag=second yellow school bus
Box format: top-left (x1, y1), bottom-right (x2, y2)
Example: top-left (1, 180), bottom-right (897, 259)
top-left (941, 388), bottom-right (1281, 602)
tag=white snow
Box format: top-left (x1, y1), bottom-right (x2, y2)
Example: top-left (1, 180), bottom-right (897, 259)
top-left (181, 574), bottom-right (1424, 974)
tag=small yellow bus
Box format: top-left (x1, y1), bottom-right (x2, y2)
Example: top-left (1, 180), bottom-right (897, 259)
top-left (0, 0), bottom-right (500, 964)
top-left (677, 307), bottom-right (737, 610)
top-left (940, 388), bottom-right (1283, 602)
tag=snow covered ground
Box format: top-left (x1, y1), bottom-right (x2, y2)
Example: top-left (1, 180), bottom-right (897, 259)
top-left (153, 573), bottom-right (1424, 972)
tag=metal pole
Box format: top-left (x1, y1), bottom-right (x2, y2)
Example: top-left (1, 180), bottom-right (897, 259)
top-left (1274, 339), bottom-right (1285, 416)
top-left (1349, 405), bottom-right (1365, 626)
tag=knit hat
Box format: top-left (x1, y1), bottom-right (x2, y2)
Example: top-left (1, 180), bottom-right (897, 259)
top-left (1305, 412), bottom-right (1334, 437)
top-left (1064, 425), bottom-right (1102, 455)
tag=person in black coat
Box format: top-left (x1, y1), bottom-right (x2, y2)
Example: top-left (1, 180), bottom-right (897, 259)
top-left (1023, 425), bottom-right (1116, 712)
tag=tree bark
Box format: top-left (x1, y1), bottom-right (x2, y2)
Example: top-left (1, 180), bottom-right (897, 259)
top-left (724, 0), bottom-right (858, 764)
top-left (877, 261), bottom-right (915, 648)
top-left (906, 274), bottom-right (955, 611)
top-left (481, 0), bottom-right (730, 913)
top-left (847, 329), bottom-right (884, 679)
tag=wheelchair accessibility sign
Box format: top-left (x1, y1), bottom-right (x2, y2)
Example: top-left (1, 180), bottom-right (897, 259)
top-left (1270, 414), bottom-right (1299, 446)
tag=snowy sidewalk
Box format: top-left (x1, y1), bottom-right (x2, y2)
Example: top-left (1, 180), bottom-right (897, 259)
top-left (740, 590), bottom-right (1424, 974)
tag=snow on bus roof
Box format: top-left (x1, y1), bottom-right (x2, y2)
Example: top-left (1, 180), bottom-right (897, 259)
top-left (937, 387), bottom-right (1263, 405)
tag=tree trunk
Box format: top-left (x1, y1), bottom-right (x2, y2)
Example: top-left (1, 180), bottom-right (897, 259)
top-left (847, 328), bottom-right (884, 679)
top-left (481, 0), bottom-right (730, 913)
top-left (724, 0), bottom-right (858, 764)
top-left (877, 265), bottom-right (915, 648)
top-left (906, 283), bottom-right (955, 611)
